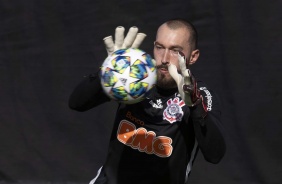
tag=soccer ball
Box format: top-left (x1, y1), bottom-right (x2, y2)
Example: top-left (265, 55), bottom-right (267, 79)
top-left (100, 48), bottom-right (156, 104)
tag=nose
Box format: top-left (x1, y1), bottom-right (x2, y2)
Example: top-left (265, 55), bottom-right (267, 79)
top-left (161, 49), bottom-right (170, 65)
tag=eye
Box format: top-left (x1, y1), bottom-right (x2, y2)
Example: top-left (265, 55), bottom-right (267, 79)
top-left (171, 49), bottom-right (180, 54)
top-left (155, 45), bottom-right (163, 50)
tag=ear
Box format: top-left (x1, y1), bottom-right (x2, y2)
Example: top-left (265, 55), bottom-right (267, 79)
top-left (188, 49), bottom-right (200, 65)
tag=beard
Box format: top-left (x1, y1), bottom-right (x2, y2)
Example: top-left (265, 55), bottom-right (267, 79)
top-left (156, 65), bottom-right (177, 89)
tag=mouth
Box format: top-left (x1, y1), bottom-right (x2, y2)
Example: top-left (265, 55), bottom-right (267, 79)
top-left (156, 65), bottom-right (168, 70)
top-left (156, 65), bottom-right (168, 73)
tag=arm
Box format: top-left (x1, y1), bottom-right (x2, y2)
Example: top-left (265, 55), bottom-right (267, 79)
top-left (68, 72), bottom-right (111, 112)
top-left (69, 26), bottom-right (147, 112)
top-left (168, 53), bottom-right (226, 164)
top-left (190, 83), bottom-right (226, 164)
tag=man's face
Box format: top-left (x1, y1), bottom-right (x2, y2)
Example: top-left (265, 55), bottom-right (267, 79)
top-left (153, 24), bottom-right (193, 89)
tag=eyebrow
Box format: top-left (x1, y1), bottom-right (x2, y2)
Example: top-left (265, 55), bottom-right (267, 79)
top-left (154, 41), bottom-right (183, 50)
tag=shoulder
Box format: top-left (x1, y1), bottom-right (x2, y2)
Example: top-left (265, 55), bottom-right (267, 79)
top-left (196, 80), bottom-right (214, 93)
top-left (197, 80), bottom-right (209, 89)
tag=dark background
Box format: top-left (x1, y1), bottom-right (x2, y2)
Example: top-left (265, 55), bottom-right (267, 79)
top-left (1, 0), bottom-right (281, 183)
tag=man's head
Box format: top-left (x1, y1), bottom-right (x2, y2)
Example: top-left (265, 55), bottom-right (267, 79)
top-left (153, 19), bottom-right (200, 89)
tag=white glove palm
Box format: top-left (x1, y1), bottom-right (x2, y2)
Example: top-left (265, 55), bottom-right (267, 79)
top-left (167, 52), bottom-right (201, 107)
top-left (103, 26), bottom-right (147, 56)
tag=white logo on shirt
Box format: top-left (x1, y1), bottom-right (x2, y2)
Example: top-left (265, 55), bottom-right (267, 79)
top-left (163, 97), bottom-right (185, 123)
top-left (149, 99), bottom-right (163, 109)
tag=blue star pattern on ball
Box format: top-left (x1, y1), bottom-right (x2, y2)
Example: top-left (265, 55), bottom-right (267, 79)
top-left (100, 48), bottom-right (157, 104)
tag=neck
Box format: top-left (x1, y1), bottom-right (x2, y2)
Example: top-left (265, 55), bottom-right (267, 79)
top-left (156, 85), bottom-right (178, 96)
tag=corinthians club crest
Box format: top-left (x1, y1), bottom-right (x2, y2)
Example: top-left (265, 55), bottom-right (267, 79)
top-left (163, 97), bottom-right (185, 123)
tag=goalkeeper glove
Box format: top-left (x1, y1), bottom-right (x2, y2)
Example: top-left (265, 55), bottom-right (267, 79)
top-left (168, 51), bottom-right (207, 115)
top-left (103, 26), bottom-right (146, 56)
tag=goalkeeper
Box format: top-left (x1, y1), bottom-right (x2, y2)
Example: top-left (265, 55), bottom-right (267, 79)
top-left (69, 18), bottom-right (226, 184)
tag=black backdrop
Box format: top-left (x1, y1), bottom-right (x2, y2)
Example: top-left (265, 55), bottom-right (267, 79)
top-left (1, 0), bottom-right (281, 183)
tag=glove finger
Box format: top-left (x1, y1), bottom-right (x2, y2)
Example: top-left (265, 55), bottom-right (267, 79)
top-left (103, 36), bottom-right (115, 55)
top-left (122, 26), bottom-right (138, 49)
top-left (131, 33), bottom-right (147, 48)
top-left (178, 52), bottom-right (188, 77)
top-left (178, 52), bottom-right (192, 86)
top-left (188, 69), bottom-right (196, 86)
top-left (151, 59), bottom-right (156, 66)
top-left (183, 74), bottom-right (192, 85)
top-left (114, 26), bottom-right (125, 50)
top-left (168, 63), bottom-right (181, 84)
